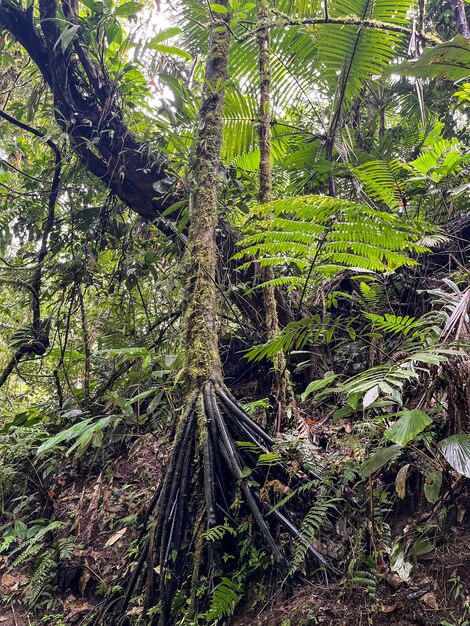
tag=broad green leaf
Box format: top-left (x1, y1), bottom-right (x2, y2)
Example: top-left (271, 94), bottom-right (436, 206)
top-left (363, 385), bottom-right (380, 409)
top-left (384, 409), bottom-right (431, 446)
top-left (57, 24), bottom-right (80, 53)
top-left (439, 435), bottom-right (470, 478)
top-left (147, 43), bottom-right (192, 59)
top-left (410, 538), bottom-right (434, 558)
top-left (392, 36), bottom-right (470, 82)
top-left (148, 27), bottom-right (182, 45)
top-left (115, 1), bottom-right (143, 17)
top-left (301, 374), bottom-right (338, 402)
top-left (66, 417), bottom-right (111, 456)
top-left (36, 417), bottom-right (95, 455)
top-left (424, 470), bottom-right (442, 504)
top-left (210, 3), bottom-right (228, 12)
top-left (128, 389), bottom-right (155, 403)
top-left (359, 445), bottom-right (402, 478)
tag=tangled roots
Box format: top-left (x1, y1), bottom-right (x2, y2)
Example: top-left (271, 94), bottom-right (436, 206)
top-left (90, 382), bottom-right (336, 626)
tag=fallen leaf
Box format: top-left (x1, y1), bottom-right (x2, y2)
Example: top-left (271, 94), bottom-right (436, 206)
top-left (380, 604), bottom-right (397, 613)
top-left (395, 464), bottom-right (411, 499)
top-left (1, 574), bottom-right (17, 587)
top-left (1, 573), bottom-right (28, 590)
top-left (384, 572), bottom-right (403, 588)
top-left (420, 592), bottom-right (438, 609)
top-left (126, 607), bottom-right (143, 616)
top-left (104, 527), bottom-right (127, 547)
top-left (79, 569), bottom-right (91, 595)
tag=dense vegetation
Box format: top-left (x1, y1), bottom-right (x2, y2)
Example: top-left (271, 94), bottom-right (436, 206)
top-left (0, 0), bottom-right (469, 624)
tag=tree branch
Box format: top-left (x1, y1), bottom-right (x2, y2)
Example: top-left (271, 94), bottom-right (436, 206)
top-left (270, 8), bottom-right (442, 45)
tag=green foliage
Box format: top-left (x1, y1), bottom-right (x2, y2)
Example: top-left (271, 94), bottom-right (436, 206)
top-left (358, 444), bottom-right (402, 478)
top-left (206, 577), bottom-right (243, 621)
top-left (0, 0), bottom-right (469, 621)
top-left (393, 35), bottom-right (470, 82)
top-left (439, 436), bottom-right (470, 478)
top-left (384, 409), bottom-right (432, 446)
top-left (289, 495), bottom-right (339, 574)
top-left (237, 195), bottom-right (428, 279)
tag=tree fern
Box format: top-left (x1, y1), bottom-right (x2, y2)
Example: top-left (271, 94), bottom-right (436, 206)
top-left (355, 159), bottom-right (408, 210)
top-left (236, 195), bottom-right (429, 285)
top-left (318, 0), bottom-right (412, 126)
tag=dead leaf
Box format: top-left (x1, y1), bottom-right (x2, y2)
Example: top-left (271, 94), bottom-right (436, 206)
top-left (1, 574), bottom-right (17, 588)
top-left (384, 572), bottom-right (403, 588)
top-left (421, 592), bottom-right (439, 609)
top-left (126, 607), bottom-right (143, 616)
top-left (380, 605), bottom-right (397, 613)
top-left (395, 464), bottom-right (410, 499)
top-left (79, 569), bottom-right (91, 595)
top-left (104, 527), bottom-right (127, 547)
top-left (1, 573), bottom-right (28, 591)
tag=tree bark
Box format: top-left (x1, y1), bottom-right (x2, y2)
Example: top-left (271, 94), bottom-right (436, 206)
top-left (257, 0), bottom-right (294, 426)
top-left (449, 0), bottom-right (470, 37)
top-left (181, 3), bottom-right (230, 389)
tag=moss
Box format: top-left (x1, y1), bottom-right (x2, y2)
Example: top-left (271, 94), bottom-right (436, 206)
top-left (256, 0), bottom-right (295, 418)
top-left (180, 9), bottom-right (230, 393)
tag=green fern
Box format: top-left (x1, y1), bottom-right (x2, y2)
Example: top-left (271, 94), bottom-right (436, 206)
top-left (237, 195), bottom-right (429, 287)
top-left (26, 549), bottom-right (56, 606)
top-left (289, 496), bottom-right (339, 574)
top-left (9, 521), bottom-right (65, 568)
top-left (365, 313), bottom-right (424, 337)
top-left (245, 317), bottom-right (322, 362)
top-left (356, 159), bottom-right (408, 210)
top-left (206, 577), bottom-right (243, 622)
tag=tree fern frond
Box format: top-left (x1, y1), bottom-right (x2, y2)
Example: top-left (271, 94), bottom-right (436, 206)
top-left (238, 195), bottom-right (428, 280)
top-left (355, 159), bottom-right (407, 210)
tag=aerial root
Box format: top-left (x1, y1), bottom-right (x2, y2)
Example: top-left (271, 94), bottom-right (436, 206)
top-left (89, 381), bottom-right (337, 626)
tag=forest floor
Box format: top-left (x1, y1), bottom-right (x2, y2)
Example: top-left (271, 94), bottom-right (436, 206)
top-left (1, 425), bottom-right (469, 626)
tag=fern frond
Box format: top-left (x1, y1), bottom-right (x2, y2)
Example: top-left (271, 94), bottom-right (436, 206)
top-left (206, 577), bottom-right (243, 621)
top-left (290, 496), bottom-right (339, 574)
top-left (238, 195), bottom-right (428, 281)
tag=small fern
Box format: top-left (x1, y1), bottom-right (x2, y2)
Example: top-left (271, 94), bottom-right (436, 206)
top-left (289, 496), bottom-right (339, 574)
top-left (365, 313), bottom-right (424, 337)
top-left (26, 549), bottom-right (56, 606)
top-left (206, 577), bottom-right (243, 622)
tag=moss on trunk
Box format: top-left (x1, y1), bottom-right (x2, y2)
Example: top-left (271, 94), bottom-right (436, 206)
top-left (181, 7), bottom-right (231, 391)
top-left (257, 0), bottom-right (295, 425)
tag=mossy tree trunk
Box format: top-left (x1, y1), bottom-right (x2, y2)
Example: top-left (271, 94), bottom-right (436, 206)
top-left (181, 7), bottom-right (230, 391)
top-left (257, 0), bottom-right (295, 429)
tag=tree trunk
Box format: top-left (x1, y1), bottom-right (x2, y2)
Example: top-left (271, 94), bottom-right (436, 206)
top-left (257, 0), bottom-right (295, 429)
top-left (449, 0), bottom-right (470, 37)
top-left (181, 7), bottom-right (230, 390)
